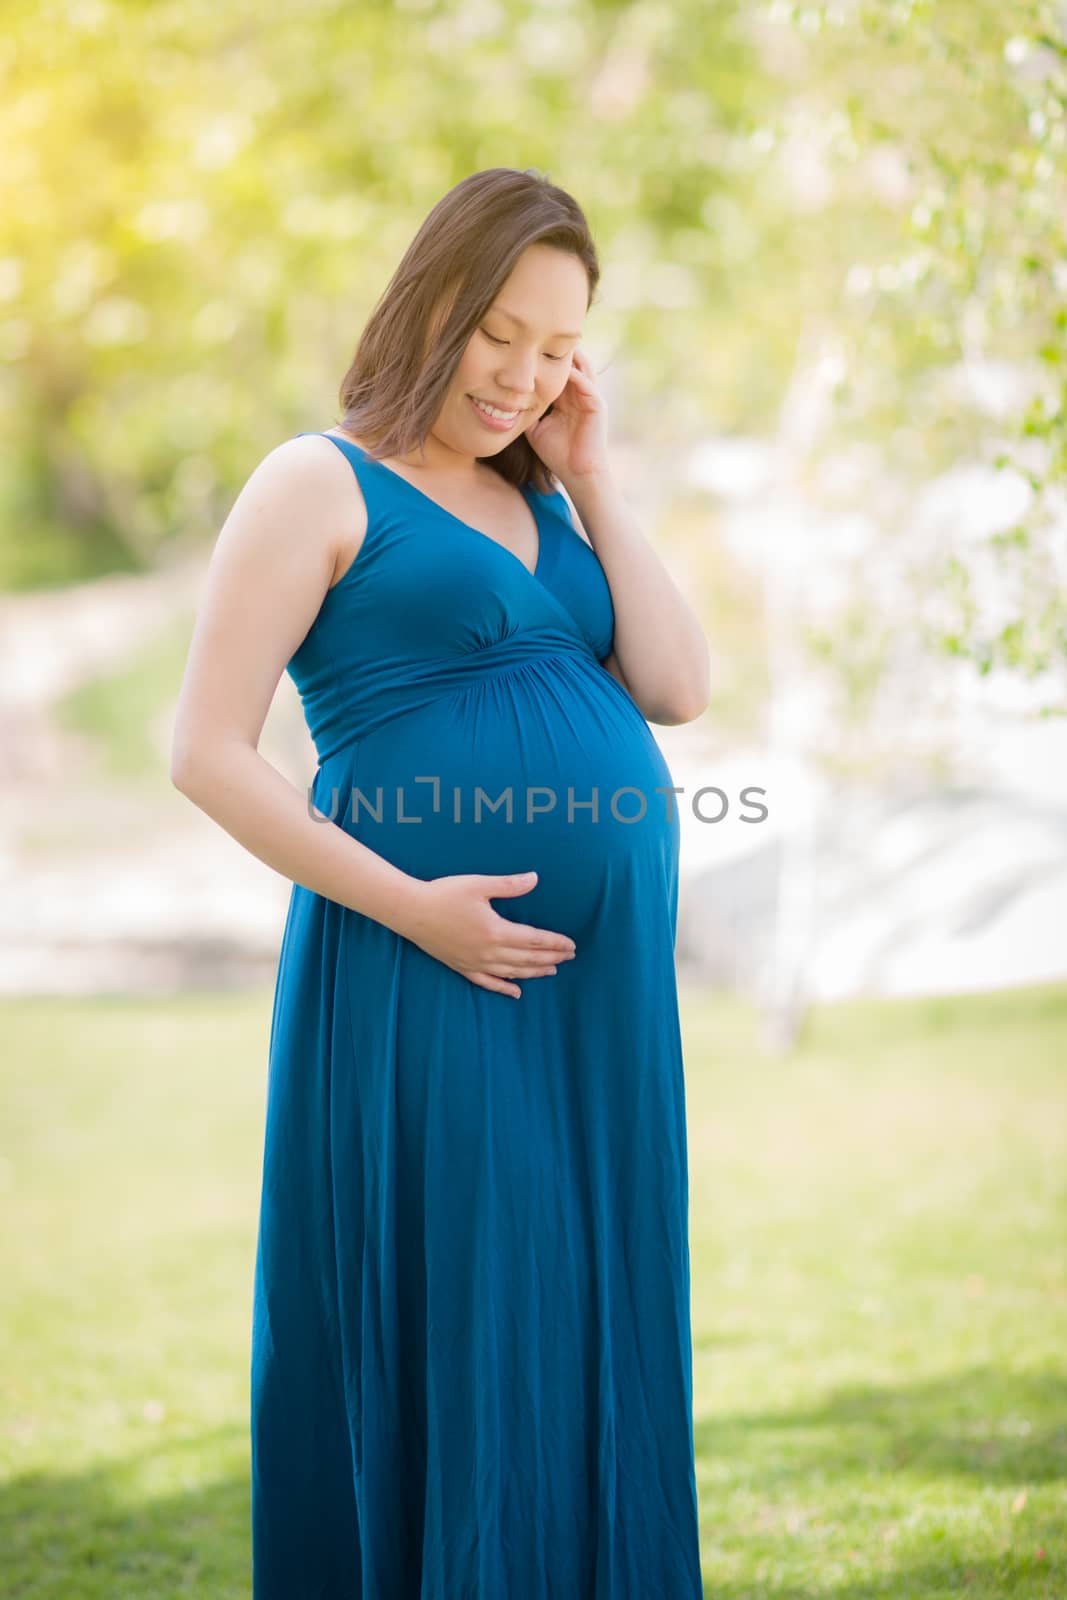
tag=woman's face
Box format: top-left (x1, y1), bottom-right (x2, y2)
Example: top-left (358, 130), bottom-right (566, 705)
top-left (443, 244), bottom-right (589, 455)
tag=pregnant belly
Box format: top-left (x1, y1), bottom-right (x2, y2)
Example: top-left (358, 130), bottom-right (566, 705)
top-left (318, 656), bottom-right (680, 937)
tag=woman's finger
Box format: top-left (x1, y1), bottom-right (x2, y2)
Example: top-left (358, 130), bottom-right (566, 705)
top-left (489, 944), bottom-right (574, 969)
top-left (489, 922), bottom-right (576, 957)
top-left (495, 964), bottom-right (559, 978)
top-left (466, 970), bottom-right (522, 998)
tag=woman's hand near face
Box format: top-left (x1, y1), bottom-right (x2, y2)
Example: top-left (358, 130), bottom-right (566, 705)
top-left (526, 346), bottom-right (611, 486)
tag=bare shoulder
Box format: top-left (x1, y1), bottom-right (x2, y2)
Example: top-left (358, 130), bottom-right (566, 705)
top-left (171, 435), bottom-right (371, 780)
top-left (263, 432), bottom-right (369, 587)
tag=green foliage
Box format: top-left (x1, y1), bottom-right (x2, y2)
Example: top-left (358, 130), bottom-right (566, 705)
top-left (1, 0), bottom-right (1063, 692)
top-left (0, 0), bottom-right (776, 590)
top-left (782, 0), bottom-right (1067, 691)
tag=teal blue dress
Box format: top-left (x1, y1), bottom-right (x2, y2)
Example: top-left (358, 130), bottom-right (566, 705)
top-left (250, 430), bottom-right (703, 1598)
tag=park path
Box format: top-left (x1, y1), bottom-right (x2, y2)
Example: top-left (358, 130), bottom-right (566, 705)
top-left (2, 558), bottom-right (1063, 1005)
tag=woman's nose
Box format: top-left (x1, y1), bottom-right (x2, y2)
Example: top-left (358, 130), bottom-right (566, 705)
top-left (496, 353), bottom-right (538, 397)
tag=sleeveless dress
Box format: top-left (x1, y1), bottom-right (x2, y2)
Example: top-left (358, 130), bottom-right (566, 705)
top-left (250, 431), bottom-right (704, 1599)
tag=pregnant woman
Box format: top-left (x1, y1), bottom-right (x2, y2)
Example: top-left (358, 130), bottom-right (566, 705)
top-left (171, 167), bottom-right (710, 1598)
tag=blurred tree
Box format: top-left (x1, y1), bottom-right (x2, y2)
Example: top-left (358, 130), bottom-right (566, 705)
top-left (1, 0), bottom-right (1062, 705)
top-left (0, 0), bottom-right (793, 587)
top-left (776, 0), bottom-right (1067, 698)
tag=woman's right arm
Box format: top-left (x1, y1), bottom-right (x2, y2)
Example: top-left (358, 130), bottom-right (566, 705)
top-left (169, 434), bottom-right (422, 936)
top-left (170, 436), bottom-right (577, 996)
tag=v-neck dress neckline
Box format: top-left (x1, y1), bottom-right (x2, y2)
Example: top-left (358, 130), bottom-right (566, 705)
top-left (323, 430), bottom-right (544, 582)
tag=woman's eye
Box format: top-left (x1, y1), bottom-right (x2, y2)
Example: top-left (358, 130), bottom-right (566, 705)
top-left (480, 329), bottom-right (566, 361)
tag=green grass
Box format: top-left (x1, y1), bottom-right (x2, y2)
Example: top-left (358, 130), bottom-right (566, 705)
top-left (1, 982), bottom-right (1065, 1598)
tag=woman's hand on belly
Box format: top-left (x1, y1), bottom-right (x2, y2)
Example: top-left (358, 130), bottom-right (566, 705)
top-left (395, 871), bottom-right (577, 1000)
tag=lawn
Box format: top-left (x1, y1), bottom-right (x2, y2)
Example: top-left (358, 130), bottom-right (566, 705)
top-left (1, 981), bottom-right (1064, 1598)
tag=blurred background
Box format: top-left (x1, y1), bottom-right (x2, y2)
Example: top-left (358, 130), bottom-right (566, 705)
top-left (2, 1), bottom-right (1065, 1596)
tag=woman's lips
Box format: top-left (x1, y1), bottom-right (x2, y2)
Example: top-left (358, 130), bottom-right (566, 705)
top-left (468, 395), bottom-right (522, 430)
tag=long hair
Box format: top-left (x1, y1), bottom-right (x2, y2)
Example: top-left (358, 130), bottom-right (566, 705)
top-left (335, 168), bottom-right (600, 496)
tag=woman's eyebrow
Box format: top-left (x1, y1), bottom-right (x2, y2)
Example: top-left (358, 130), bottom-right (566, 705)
top-left (491, 306), bottom-right (582, 341)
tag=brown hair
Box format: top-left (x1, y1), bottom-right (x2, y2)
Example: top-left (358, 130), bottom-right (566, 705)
top-left (334, 167), bottom-right (600, 495)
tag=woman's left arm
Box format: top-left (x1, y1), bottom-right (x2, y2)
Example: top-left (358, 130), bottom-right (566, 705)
top-left (566, 472), bottom-right (711, 725)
